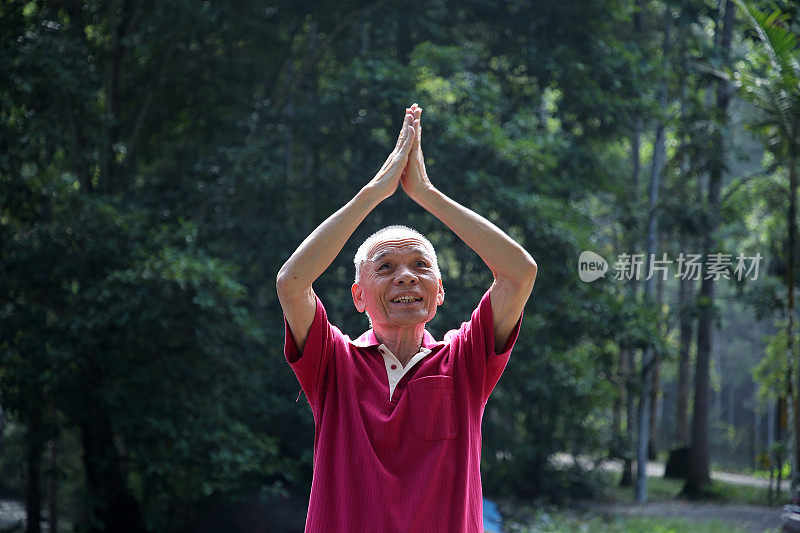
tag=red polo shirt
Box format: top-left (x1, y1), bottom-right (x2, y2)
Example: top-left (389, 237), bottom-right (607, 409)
top-left (284, 289), bottom-right (521, 533)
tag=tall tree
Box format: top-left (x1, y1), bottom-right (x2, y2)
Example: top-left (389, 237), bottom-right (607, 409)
top-left (619, 0), bottom-right (646, 490)
top-left (685, 0), bottom-right (736, 497)
top-left (734, 0), bottom-right (800, 487)
top-left (636, 4), bottom-right (671, 504)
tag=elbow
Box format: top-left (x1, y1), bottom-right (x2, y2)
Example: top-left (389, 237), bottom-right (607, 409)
top-left (513, 248), bottom-right (538, 293)
top-left (500, 252), bottom-right (537, 294)
top-left (523, 256), bottom-right (538, 289)
top-left (275, 265), bottom-right (296, 300)
top-left (276, 264), bottom-right (311, 305)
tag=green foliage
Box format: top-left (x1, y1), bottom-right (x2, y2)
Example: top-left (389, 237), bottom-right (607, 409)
top-left (733, 0), bottom-right (800, 160)
top-left (1, 0), bottom-right (784, 529)
top-left (752, 322), bottom-right (792, 405)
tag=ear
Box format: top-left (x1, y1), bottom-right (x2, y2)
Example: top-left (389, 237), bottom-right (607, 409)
top-left (436, 278), bottom-right (445, 305)
top-left (352, 283), bottom-right (367, 313)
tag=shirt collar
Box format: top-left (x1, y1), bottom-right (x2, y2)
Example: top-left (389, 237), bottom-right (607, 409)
top-left (350, 328), bottom-right (444, 349)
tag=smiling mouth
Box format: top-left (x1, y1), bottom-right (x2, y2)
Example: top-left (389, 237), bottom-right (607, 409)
top-left (391, 296), bottom-right (423, 303)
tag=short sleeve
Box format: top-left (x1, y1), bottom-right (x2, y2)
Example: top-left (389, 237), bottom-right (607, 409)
top-left (443, 288), bottom-right (522, 403)
top-left (284, 296), bottom-right (343, 406)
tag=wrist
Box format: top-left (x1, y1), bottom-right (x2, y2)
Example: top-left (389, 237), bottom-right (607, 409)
top-left (410, 183), bottom-right (439, 208)
top-left (359, 182), bottom-right (393, 205)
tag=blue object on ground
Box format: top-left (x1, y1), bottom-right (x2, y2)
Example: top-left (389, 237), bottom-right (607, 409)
top-left (483, 497), bottom-right (503, 533)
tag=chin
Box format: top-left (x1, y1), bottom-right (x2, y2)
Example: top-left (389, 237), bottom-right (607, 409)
top-left (389, 313), bottom-right (429, 327)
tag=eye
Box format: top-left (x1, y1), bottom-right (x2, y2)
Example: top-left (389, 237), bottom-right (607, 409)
top-left (415, 260), bottom-right (428, 268)
top-left (378, 263), bottom-right (391, 271)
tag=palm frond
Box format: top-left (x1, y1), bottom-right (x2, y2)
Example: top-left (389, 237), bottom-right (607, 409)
top-left (733, 0), bottom-right (800, 154)
top-left (734, 0), bottom-right (800, 86)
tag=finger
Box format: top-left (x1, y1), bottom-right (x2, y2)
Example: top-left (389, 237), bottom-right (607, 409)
top-left (411, 118), bottom-right (422, 153)
top-left (384, 124), bottom-right (415, 170)
top-left (394, 112), bottom-right (412, 150)
top-left (401, 110), bottom-right (412, 132)
top-left (380, 126), bottom-right (414, 174)
top-left (398, 125), bottom-right (415, 155)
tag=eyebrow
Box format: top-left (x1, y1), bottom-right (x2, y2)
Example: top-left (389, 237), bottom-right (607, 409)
top-left (371, 247), bottom-right (431, 264)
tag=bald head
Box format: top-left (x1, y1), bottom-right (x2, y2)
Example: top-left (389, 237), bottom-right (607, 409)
top-left (354, 226), bottom-right (440, 283)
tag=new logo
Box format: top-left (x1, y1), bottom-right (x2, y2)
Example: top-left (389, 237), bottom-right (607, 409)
top-left (578, 251), bottom-right (608, 282)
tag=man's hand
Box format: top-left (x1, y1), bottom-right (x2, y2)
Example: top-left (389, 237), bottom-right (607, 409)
top-left (398, 103), bottom-right (537, 350)
top-left (277, 105), bottom-right (417, 352)
top-left (368, 109), bottom-right (416, 201)
top-left (401, 103), bottom-right (434, 202)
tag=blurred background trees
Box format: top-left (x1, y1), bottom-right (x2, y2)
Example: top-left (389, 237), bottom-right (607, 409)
top-left (1, 0), bottom-right (798, 530)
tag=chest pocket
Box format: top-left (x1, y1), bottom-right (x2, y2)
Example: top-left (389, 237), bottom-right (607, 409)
top-left (408, 375), bottom-right (460, 441)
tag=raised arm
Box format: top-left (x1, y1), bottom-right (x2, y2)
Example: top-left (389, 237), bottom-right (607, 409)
top-left (276, 110), bottom-right (415, 352)
top-left (400, 105), bottom-right (537, 349)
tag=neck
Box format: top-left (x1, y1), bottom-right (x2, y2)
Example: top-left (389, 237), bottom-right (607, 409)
top-left (373, 323), bottom-right (425, 366)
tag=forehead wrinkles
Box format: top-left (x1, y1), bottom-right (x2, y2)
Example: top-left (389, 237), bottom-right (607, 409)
top-left (367, 237), bottom-right (434, 261)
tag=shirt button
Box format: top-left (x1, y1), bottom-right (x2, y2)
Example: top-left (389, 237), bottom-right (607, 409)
top-left (391, 364), bottom-right (397, 370)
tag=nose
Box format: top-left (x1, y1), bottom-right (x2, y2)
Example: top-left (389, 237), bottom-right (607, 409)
top-left (394, 266), bottom-right (418, 285)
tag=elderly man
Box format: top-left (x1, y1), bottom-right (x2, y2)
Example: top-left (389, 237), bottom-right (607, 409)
top-left (276, 104), bottom-right (537, 532)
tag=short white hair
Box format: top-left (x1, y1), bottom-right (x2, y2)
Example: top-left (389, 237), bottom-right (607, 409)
top-left (354, 225), bottom-right (440, 283)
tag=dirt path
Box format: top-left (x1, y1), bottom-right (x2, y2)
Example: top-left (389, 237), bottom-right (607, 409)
top-left (584, 500), bottom-right (781, 532)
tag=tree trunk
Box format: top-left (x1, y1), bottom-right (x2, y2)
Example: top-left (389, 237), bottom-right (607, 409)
top-left (48, 439), bottom-right (58, 533)
top-left (631, 0), bottom-right (643, 197)
top-left (779, 394), bottom-right (788, 459)
top-left (685, 208), bottom-right (716, 495)
top-left (649, 273), bottom-right (666, 460)
top-left (613, 347), bottom-right (625, 449)
top-left (101, 0), bottom-right (125, 194)
top-left (676, 273), bottom-right (694, 446)
top-left (648, 359), bottom-right (661, 461)
top-left (636, 8), bottom-right (670, 504)
top-left (790, 158), bottom-right (799, 489)
top-left (621, 348), bottom-right (635, 487)
top-left (713, 343), bottom-right (723, 420)
top-left (684, 0), bottom-right (734, 497)
top-left (0, 406), bottom-right (5, 457)
top-left (79, 407), bottom-right (145, 532)
top-left (26, 414), bottom-right (43, 533)
top-left (673, 13), bottom-right (695, 450)
top-left (622, 1), bottom-right (644, 489)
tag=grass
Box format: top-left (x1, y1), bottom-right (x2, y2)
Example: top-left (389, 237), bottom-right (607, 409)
top-left (705, 478), bottom-right (786, 507)
top-left (497, 472), bottom-right (783, 533)
top-left (600, 474), bottom-right (782, 508)
top-left (747, 464), bottom-right (791, 480)
top-left (501, 508), bottom-right (755, 533)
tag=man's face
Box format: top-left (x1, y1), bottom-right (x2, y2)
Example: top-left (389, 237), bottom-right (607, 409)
top-left (352, 233), bottom-right (444, 329)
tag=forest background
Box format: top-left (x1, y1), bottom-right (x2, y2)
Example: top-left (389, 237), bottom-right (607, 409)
top-left (2, 0), bottom-right (800, 531)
